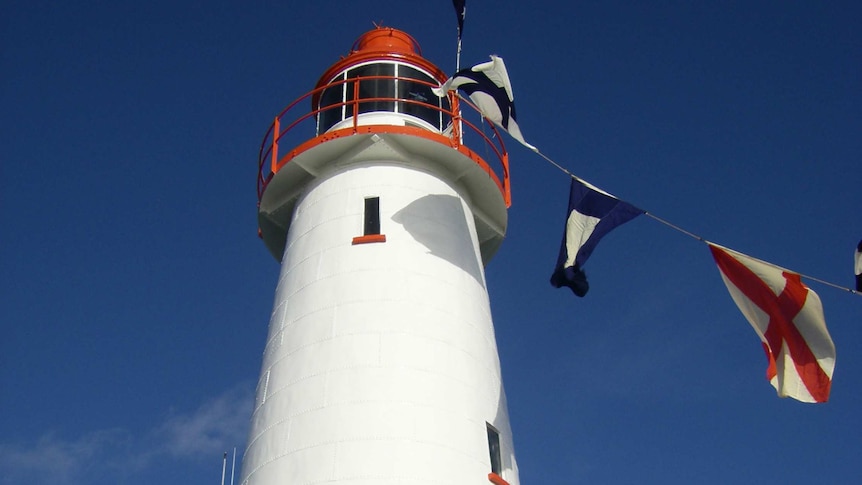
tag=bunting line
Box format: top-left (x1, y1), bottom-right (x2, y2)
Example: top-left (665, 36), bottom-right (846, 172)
top-left (526, 146), bottom-right (861, 296)
top-left (442, 61), bottom-right (857, 296)
top-left (441, 44), bottom-right (851, 403)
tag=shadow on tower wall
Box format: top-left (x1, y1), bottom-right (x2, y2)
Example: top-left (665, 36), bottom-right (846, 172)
top-left (392, 194), bottom-right (485, 288)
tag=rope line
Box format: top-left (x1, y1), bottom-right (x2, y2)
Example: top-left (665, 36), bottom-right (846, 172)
top-left (451, 88), bottom-right (857, 296)
top-left (525, 145), bottom-right (861, 297)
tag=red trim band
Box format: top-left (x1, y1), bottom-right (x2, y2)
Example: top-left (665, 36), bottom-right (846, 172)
top-left (488, 472), bottom-right (510, 485)
top-left (352, 234), bottom-right (387, 245)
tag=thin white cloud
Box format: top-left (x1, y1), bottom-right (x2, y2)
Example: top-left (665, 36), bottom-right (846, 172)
top-left (156, 383), bottom-right (252, 458)
top-left (0, 383), bottom-right (252, 485)
top-left (0, 429), bottom-right (131, 485)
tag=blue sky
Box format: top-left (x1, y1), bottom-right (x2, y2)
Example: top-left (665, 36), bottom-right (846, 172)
top-left (2, 1), bottom-right (860, 484)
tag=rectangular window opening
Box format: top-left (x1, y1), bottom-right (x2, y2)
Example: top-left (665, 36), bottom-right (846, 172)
top-left (487, 423), bottom-right (502, 476)
top-left (364, 197), bottom-right (380, 235)
top-left (353, 196), bottom-right (386, 245)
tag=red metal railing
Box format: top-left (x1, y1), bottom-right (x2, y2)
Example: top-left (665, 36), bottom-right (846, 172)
top-left (257, 75), bottom-right (511, 207)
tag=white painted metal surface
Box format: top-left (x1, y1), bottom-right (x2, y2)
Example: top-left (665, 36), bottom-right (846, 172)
top-left (242, 151), bottom-right (519, 484)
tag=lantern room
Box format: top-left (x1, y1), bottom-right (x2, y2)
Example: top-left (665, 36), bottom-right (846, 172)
top-left (312, 28), bottom-right (451, 134)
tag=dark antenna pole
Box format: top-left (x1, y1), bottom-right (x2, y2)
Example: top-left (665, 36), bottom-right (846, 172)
top-left (220, 452), bottom-right (227, 485)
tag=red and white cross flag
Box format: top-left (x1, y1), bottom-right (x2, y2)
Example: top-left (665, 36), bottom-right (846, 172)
top-left (708, 243), bottom-right (836, 403)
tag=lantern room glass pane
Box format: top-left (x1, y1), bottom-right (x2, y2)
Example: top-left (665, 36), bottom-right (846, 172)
top-left (318, 76), bottom-right (345, 133)
top-left (398, 65), bottom-right (446, 129)
top-left (348, 63), bottom-right (396, 115)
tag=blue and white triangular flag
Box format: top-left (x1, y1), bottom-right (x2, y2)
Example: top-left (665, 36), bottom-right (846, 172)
top-left (433, 55), bottom-right (535, 150)
top-left (452, 0), bottom-right (466, 39)
top-left (550, 178), bottom-right (644, 297)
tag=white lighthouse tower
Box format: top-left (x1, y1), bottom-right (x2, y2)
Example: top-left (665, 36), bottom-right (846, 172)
top-left (242, 26), bottom-right (519, 485)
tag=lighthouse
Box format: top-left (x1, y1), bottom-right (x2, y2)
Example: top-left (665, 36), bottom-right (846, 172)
top-left (242, 26), bottom-right (519, 485)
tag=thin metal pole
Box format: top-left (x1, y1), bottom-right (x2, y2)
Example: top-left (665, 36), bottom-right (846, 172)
top-left (230, 447), bottom-right (237, 485)
top-left (220, 452), bottom-right (227, 485)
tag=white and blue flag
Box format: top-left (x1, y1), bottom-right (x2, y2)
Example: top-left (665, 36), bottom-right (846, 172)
top-left (433, 55), bottom-right (535, 150)
top-left (550, 178), bottom-right (643, 297)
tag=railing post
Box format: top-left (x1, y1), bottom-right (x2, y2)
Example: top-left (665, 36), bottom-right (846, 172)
top-left (450, 95), bottom-right (462, 147)
top-left (271, 117), bottom-right (280, 175)
top-left (352, 78), bottom-right (360, 132)
top-left (502, 152), bottom-right (511, 208)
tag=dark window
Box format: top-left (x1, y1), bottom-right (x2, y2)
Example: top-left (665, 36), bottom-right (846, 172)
top-left (318, 73), bottom-right (346, 133)
top-left (348, 64), bottom-right (396, 116)
top-left (487, 423), bottom-right (502, 475)
top-left (364, 197), bottom-right (380, 236)
top-left (398, 65), bottom-right (445, 129)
